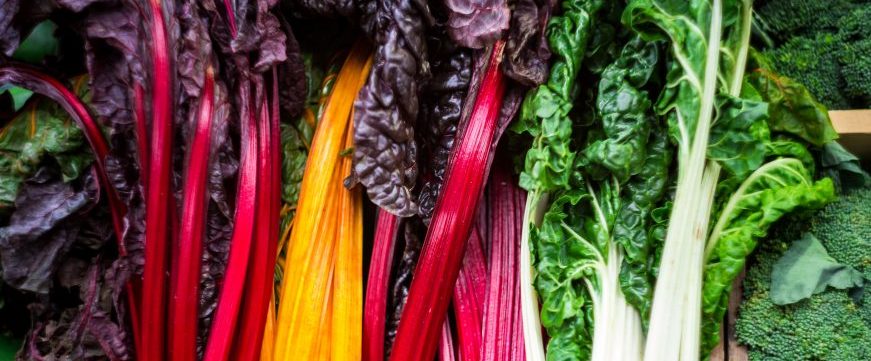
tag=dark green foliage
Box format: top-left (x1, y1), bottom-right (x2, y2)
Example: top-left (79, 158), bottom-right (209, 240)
top-left (758, 0), bottom-right (871, 109)
top-left (739, 290), bottom-right (871, 361)
top-left (737, 187), bottom-right (871, 361)
top-left (0, 77), bottom-right (93, 211)
top-left (839, 37), bottom-right (871, 102)
top-left (756, 0), bottom-right (856, 38)
top-left (766, 35), bottom-right (849, 109)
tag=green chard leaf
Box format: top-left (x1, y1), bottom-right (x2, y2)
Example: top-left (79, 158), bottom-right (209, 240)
top-left (533, 36), bottom-right (670, 361)
top-left (707, 95), bottom-right (769, 178)
top-left (701, 158), bottom-right (835, 353)
top-left (534, 185), bottom-right (595, 361)
top-left (765, 138), bottom-right (815, 175)
top-left (589, 36), bottom-right (670, 326)
top-left (623, 0), bottom-right (713, 151)
top-left (0, 76), bottom-right (93, 210)
top-left (586, 37), bottom-right (658, 182)
top-left (514, 0), bottom-right (602, 193)
top-left (745, 51), bottom-right (839, 146)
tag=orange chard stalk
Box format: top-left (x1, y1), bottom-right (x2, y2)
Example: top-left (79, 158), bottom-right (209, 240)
top-left (273, 40), bottom-right (373, 360)
top-left (332, 118), bottom-right (363, 361)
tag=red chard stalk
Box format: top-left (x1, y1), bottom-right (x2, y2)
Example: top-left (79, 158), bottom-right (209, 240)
top-left (390, 40), bottom-right (507, 361)
top-left (167, 66), bottom-right (215, 361)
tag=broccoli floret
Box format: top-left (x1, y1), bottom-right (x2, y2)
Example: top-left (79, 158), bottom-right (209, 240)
top-left (756, 0), bottom-right (856, 39)
top-left (765, 34), bottom-right (850, 110)
top-left (739, 291), bottom-right (871, 361)
top-left (737, 188), bottom-right (871, 361)
top-left (757, 0), bottom-right (871, 109)
top-left (837, 7), bottom-right (871, 107)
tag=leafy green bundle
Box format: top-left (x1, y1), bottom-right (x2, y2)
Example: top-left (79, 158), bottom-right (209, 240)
top-left (515, 1), bottom-right (841, 360)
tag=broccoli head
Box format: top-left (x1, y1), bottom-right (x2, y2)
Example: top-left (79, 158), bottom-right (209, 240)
top-left (756, 0), bottom-right (856, 39)
top-left (837, 7), bottom-right (871, 106)
top-left (757, 0), bottom-right (871, 109)
top-left (737, 188), bottom-right (871, 361)
top-left (765, 35), bottom-right (850, 110)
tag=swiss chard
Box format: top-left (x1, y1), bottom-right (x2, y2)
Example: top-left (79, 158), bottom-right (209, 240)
top-left (482, 163), bottom-right (526, 361)
top-left (363, 210), bottom-right (399, 361)
top-left (511, 1), bottom-right (603, 359)
top-left (390, 40), bottom-right (507, 361)
top-left (167, 65), bottom-right (215, 361)
top-left (622, 0), bottom-right (837, 359)
top-left (351, 0), bottom-right (431, 217)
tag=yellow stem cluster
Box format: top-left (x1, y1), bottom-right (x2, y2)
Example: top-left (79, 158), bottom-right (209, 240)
top-left (261, 40), bottom-right (371, 361)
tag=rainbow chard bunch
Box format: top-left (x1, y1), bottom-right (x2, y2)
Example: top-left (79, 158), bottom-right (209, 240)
top-left (0, 0), bottom-right (854, 360)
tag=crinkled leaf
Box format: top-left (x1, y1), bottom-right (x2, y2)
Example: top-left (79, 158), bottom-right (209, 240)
top-left (770, 233), bottom-right (865, 305)
top-left (417, 28), bottom-right (472, 221)
top-left (444, 0), bottom-right (510, 49)
top-left (224, 0), bottom-right (287, 70)
top-left (707, 95), bottom-right (769, 178)
top-left (614, 126), bottom-right (671, 325)
top-left (352, 0), bottom-right (430, 217)
top-left (0, 168), bottom-right (97, 293)
top-left (745, 53), bottom-right (838, 147)
top-left (532, 185), bottom-right (594, 361)
top-left (623, 0), bottom-right (711, 149)
top-left (0, 77), bottom-right (93, 209)
top-left (586, 37), bottom-right (658, 182)
top-left (24, 256), bottom-right (131, 361)
top-left (701, 158), bottom-right (836, 354)
top-left (502, 0), bottom-right (554, 86)
top-left (765, 139), bottom-right (815, 174)
top-left (514, 0), bottom-right (600, 192)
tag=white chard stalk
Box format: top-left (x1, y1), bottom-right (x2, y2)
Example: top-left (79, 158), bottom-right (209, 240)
top-left (642, 0), bottom-right (755, 360)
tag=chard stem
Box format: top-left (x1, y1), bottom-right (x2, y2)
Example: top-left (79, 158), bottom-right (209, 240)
top-left (520, 191), bottom-right (547, 361)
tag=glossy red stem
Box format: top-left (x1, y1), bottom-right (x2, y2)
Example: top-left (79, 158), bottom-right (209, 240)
top-left (363, 210), bottom-right (400, 361)
top-left (389, 40), bottom-right (507, 361)
top-left (222, 0), bottom-right (237, 37)
top-left (233, 70), bottom-right (280, 361)
top-left (141, 0), bottom-right (173, 358)
top-left (167, 67), bottom-right (214, 361)
top-left (482, 165), bottom-right (526, 361)
top-left (202, 79), bottom-right (258, 361)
